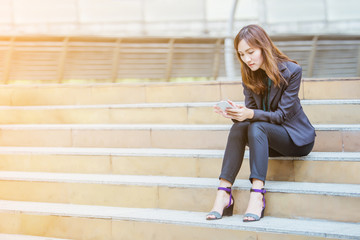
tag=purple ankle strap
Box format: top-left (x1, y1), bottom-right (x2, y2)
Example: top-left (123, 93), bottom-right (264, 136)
top-left (218, 187), bottom-right (232, 208)
top-left (250, 188), bottom-right (266, 194)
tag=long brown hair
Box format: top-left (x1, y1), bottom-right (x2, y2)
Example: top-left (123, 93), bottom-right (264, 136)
top-left (234, 24), bottom-right (297, 95)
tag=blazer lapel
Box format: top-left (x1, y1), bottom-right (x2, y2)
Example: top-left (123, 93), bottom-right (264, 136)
top-left (252, 78), bottom-right (281, 109)
top-left (269, 81), bottom-right (281, 106)
top-left (252, 62), bottom-right (289, 109)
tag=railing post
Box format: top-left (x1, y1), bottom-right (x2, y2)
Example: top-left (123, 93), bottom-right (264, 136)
top-left (165, 38), bottom-right (175, 81)
top-left (3, 37), bottom-right (15, 84)
top-left (57, 37), bottom-right (70, 84)
top-left (212, 38), bottom-right (222, 80)
top-left (112, 38), bottom-right (122, 83)
top-left (224, 0), bottom-right (238, 81)
top-left (307, 35), bottom-right (319, 78)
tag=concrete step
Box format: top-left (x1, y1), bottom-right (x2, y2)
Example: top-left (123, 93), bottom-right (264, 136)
top-left (0, 124), bottom-right (357, 152)
top-left (0, 200), bottom-right (359, 240)
top-left (0, 147), bottom-right (358, 184)
top-left (0, 234), bottom-right (71, 240)
top-left (0, 100), bottom-right (358, 124)
top-left (0, 172), bottom-right (359, 222)
top-left (0, 79), bottom-right (359, 106)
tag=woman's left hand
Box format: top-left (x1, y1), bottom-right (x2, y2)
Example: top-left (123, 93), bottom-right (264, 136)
top-left (225, 102), bottom-right (254, 122)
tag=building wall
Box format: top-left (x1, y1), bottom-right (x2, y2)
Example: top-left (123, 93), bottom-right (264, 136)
top-left (0, 0), bottom-right (359, 37)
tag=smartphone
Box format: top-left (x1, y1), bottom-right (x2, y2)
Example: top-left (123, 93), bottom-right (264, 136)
top-left (216, 101), bottom-right (234, 111)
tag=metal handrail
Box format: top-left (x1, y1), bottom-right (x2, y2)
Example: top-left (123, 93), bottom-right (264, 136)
top-left (0, 35), bottom-right (358, 83)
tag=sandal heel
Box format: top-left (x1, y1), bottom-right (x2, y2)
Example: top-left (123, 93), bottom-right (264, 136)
top-left (222, 202), bottom-right (234, 217)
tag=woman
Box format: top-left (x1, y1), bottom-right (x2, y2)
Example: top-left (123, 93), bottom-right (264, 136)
top-left (206, 24), bottom-right (315, 222)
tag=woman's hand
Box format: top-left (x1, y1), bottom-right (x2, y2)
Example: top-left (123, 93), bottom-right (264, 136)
top-left (213, 100), bottom-right (254, 121)
top-left (213, 100), bottom-right (238, 119)
top-left (224, 100), bottom-right (254, 122)
top-left (225, 107), bottom-right (254, 122)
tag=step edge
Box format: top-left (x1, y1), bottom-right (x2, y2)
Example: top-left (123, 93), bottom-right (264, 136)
top-left (0, 200), bottom-right (358, 239)
top-left (0, 99), bottom-right (359, 109)
top-left (0, 147), bottom-right (358, 161)
top-left (0, 172), bottom-right (358, 197)
top-left (0, 123), bottom-right (358, 131)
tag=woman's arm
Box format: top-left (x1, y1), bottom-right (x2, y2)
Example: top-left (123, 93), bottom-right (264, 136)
top-left (243, 82), bottom-right (257, 109)
top-left (251, 65), bottom-right (302, 124)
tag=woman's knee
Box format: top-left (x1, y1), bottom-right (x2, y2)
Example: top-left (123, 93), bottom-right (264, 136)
top-left (228, 122), bottom-right (249, 139)
top-left (248, 122), bottom-right (267, 139)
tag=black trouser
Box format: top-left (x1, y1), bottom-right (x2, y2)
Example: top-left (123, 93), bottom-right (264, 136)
top-left (219, 121), bottom-right (314, 184)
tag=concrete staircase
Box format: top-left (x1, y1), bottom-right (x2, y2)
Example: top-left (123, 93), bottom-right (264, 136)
top-left (0, 78), bottom-right (359, 239)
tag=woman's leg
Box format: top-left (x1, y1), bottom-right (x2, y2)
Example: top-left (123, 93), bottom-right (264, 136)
top-left (244, 121), bottom-right (314, 221)
top-left (207, 122), bottom-right (249, 219)
top-left (219, 121), bottom-right (250, 184)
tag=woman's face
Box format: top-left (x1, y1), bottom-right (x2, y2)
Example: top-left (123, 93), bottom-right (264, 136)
top-left (238, 39), bottom-right (264, 71)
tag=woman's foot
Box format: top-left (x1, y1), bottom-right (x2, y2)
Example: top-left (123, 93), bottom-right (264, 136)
top-left (243, 190), bottom-right (264, 221)
top-left (206, 187), bottom-right (233, 220)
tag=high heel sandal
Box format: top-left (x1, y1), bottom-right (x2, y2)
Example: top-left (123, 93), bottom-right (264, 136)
top-left (243, 188), bottom-right (266, 222)
top-left (206, 187), bottom-right (234, 220)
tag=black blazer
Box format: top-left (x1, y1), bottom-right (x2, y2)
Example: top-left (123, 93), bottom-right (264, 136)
top-left (242, 61), bottom-right (315, 146)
